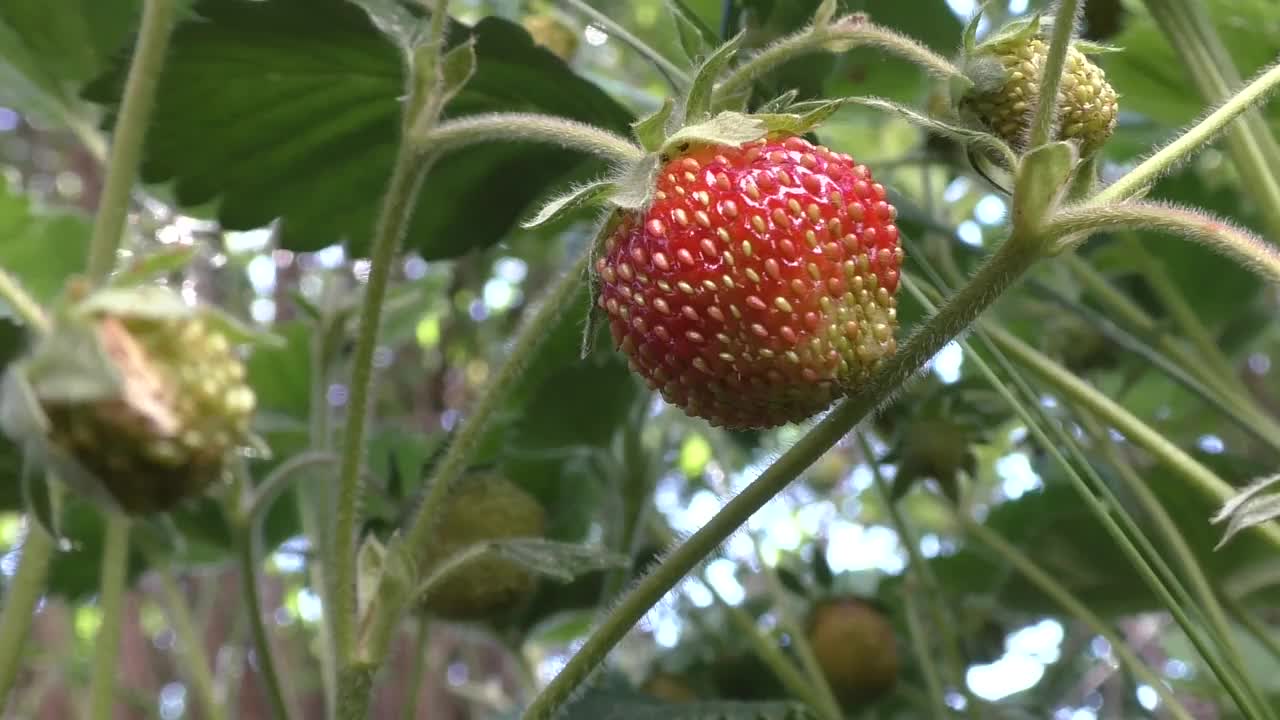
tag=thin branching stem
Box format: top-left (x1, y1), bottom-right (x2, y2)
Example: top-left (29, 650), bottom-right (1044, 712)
top-left (87, 516), bottom-right (131, 720)
top-left (559, 0), bottom-right (690, 89)
top-left (0, 524), bottom-right (55, 706)
top-left (1027, 0), bottom-right (1081, 149)
top-left (421, 113), bottom-right (644, 164)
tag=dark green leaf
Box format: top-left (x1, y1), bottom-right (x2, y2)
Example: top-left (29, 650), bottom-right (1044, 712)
top-left (559, 673), bottom-right (813, 720)
top-left (0, 176), bottom-right (90, 305)
top-left (84, 0), bottom-right (633, 260)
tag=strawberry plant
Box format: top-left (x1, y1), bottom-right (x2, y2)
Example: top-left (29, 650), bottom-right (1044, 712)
top-left (0, 0), bottom-right (1279, 719)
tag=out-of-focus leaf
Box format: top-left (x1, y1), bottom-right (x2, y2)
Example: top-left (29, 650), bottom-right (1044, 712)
top-left (0, 176), bottom-right (90, 305)
top-left (83, 0), bottom-right (633, 260)
top-left (559, 672), bottom-right (812, 720)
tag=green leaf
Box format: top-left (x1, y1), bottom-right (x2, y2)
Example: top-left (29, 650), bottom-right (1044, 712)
top-left (0, 176), bottom-right (90, 305)
top-left (668, 0), bottom-right (720, 65)
top-left (73, 285), bottom-right (192, 321)
top-left (0, 0), bottom-right (144, 126)
top-left (109, 245), bottom-right (199, 287)
top-left (680, 32), bottom-right (745, 125)
top-left (1213, 473), bottom-right (1280, 548)
top-left (434, 36), bottom-right (477, 106)
top-left (812, 0), bottom-right (839, 29)
top-left (522, 180), bottom-right (618, 229)
top-left (83, 0), bottom-right (633, 260)
top-left (633, 98), bottom-right (676, 153)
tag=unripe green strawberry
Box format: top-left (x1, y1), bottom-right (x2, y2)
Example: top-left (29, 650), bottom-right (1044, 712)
top-left (807, 597), bottom-right (899, 706)
top-left (964, 33), bottom-right (1118, 156)
top-left (42, 311), bottom-right (255, 514)
top-left (596, 136), bottom-right (902, 430)
top-left (420, 474), bottom-right (547, 620)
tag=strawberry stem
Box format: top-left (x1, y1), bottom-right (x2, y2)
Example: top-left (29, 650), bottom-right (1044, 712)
top-left (420, 112), bottom-right (646, 163)
top-left (155, 568), bottom-right (228, 720)
top-left (86, 515), bottom-right (132, 720)
top-left (1026, 0), bottom-right (1081, 149)
top-left (1144, 0), bottom-right (1280, 243)
top-left (1092, 60), bottom-right (1280, 206)
top-left (560, 0), bottom-right (691, 90)
top-left (521, 225), bottom-right (1047, 720)
top-left (0, 523), bottom-right (54, 706)
top-left (1047, 201), bottom-right (1280, 287)
top-left (711, 15), bottom-right (958, 110)
top-left (0, 269), bottom-right (50, 335)
top-left (85, 0), bottom-right (177, 283)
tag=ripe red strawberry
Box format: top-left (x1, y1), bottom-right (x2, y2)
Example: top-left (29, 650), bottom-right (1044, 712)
top-left (596, 136), bottom-right (902, 430)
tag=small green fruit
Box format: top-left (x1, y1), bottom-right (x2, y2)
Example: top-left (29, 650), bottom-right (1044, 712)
top-left (420, 474), bottom-right (547, 620)
top-left (807, 597), bottom-right (899, 706)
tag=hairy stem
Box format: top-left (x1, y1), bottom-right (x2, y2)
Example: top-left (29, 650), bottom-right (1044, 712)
top-left (717, 592), bottom-right (835, 720)
top-left (1048, 202), bottom-right (1280, 286)
top-left (234, 514), bottom-right (294, 720)
top-left (1092, 60), bottom-right (1280, 205)
top-left (400, 247), bottom-right (592, 570)
top-left (421, 113), bottom-right (645, 164)
top-left (960, 518), bottom-right (1196, 720)
top-left (1027, 0), bottom-right (1081, 149)
top-left (0, 524), bottom-right (55, 706)
top-left (86, 0), bottom-right (177, 281)
top-left (858, 433), bottom-right (961, 717)
top-left (713, 16), bottom-right (957, 107)
top-left (521, 230), bottom-right (1045, 720)
top-left (157, 570), bottom-right (227, 720)
top-left (559, 0), bottom-right (690, 89)
top-left (331, 148), bottom-right (434, 664)
top-left (88, 516), bottom-right (131, 720)
top-left (0, 269), bottom-right (50, 334)
top-left (400, 620), bottom-right (431, 720)
top-left (1143, 0), bottom-right (1280, 240)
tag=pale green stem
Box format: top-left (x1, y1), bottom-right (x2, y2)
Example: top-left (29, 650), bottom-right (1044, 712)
top-left (1048, 202), bottom-right (1280, 287)
top-left (0, 269), bottom-right (50, 334)
top-left (960, 518), bottom-right (1196, 720)
top-left (521, 229), bottom-right (1047, 720)
top-left (983, 324), bottom-right (1280, 551)
top-left (157, 570), bottom-right (227, 720)
top-left (1027, 0), bottom-right (1081, 149)
top-left (902, 586), bottom-right (949, 720)
top-left (306, 277), bottom-right (340, 716)
top-left (85, 0), bottom-right (176, 281)
top-left (88, 515), bottom-right (131, 720)
top-left (0, 524), bottom-right (55, 706)
top-left (1143, 0), bottom-right (1280, 240)
top-left (715, 591), bottom-right (835, 720)
top-left (713, 16), bottom-right (957, 106)
top-left (1091, 60), bottom-right (1280, 206)
top-left (233, 510), bottom-right (294, 720)
top-left (559, 0), bottom-right (690, 89)
top-left (420, 113), bottom-right (645, 164)
top-left (400, 620), bottom-right (430, 720)
top-left (752, 545), bottom-right (845, 720)
top-left (400, 247), bottom-right (592, 569)
top-left (331, 147), bottom-right (435, 667)
top-left (1080, 417), bottom-right (1260, 704)
top-left (857, 432), bottom-right (961, 718)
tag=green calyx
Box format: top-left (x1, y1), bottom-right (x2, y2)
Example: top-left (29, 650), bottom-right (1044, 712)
top-left (521, 2), bottom-right (853, 228)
